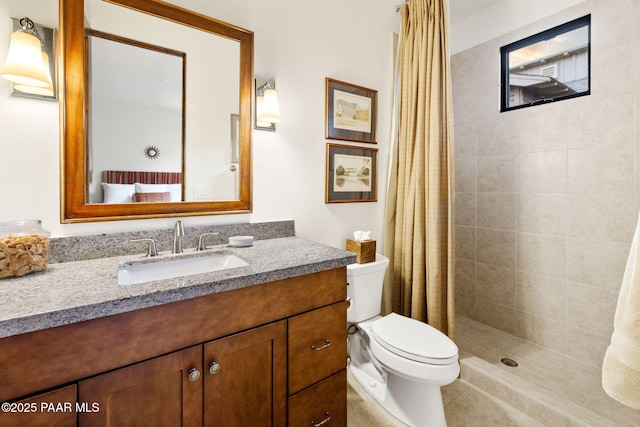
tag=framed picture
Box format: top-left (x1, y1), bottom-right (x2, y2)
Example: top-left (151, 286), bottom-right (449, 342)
top-left (325, 143), bottom-right (378, 203)
top-left (325, 78), bottom-right (377, 143)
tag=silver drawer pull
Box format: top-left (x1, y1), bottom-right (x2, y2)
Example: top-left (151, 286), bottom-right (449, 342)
top-left (311, 340), bottom-right (331, 351)
top-left (311, 412), bottom-right (331, 426)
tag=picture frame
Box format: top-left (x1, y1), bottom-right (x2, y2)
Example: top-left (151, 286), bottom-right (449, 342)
top-left (325, 143), bottom-right (378, 203)
top-left (325, 78), bottom-right (377, 143)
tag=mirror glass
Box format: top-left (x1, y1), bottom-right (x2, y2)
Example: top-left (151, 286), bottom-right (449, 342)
top-left (61, 0), bottom-right (253, 222)
top-left (87, 30), bottom-right (186, 203)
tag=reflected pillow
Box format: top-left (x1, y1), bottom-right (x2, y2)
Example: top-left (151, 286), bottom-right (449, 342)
top-left (134, 183), bottom-right (182, 202)
top-left (102, 183), bottom-right (135, 203)
top-left (133, 192), bottom-right (171, 203)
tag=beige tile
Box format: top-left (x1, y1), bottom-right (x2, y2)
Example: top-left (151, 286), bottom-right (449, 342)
top-left (477, 155), bottom-right (516, 192)
top-left (564, 326), bottom-right (609, 368)
top-left (515, 311), bottom-right (566, 354)
top-left (525, 397), bottom-right (590, 427)
top-left (455, 317), bottom-right (638, 426)
top-left (455, 258), bottom-right (475, 296)
top-left (518, 151), bottom-right (567, 193)
top-left (441, 378), bottom-right (469, 405)
top-left (476, 228), bottom-right (516, 269)
top-left (517, 232), bottom-right (566, 278)
top-left (580, 380), bottom-right (640, 426)
top-left (568, 144), bottom-right (633, 193)
top-left (453, 123), bottom-right (477, 160)
top-left (444, 381), bottom-right (544, 427)
top-left (568, 191), bottom-right (636, 243)
top-left (516, 272), bottom-right (566, 322)
top-left (517, 193), bottom-right (567, 235)
top-left (567, 92), bottom-right (633, 149)
top-left (516, 105), bottom-right (568, 154)
top-left (477, 192), bottom-right (516, 230)
top-left (455, 292), bottom-right (476, 319)
top-left (477, 117), bottom-right (517, 157)
top-left (566, 282), bottom-right (618, 337)
top-left (346, 370), bottom-right (406, 427)
top-left (476, 263), bottom-right (516, 307)
top-left (455, 157), bottom-right (476, 193)
top-left (566, 238), bottom-right (629, 291)
top-left (455, 192), bottom-right (476, 226)
top-left (476, 298), bottom-right (516, 334)
top-left (455, 225), bottom-right (476, 261)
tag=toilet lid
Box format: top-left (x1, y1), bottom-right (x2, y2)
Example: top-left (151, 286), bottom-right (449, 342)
top-left (370, 313), bottom-right (458, 365)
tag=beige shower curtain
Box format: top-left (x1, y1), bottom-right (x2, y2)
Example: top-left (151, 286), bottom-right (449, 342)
top-left (383, 0), bottom-right (455, 337)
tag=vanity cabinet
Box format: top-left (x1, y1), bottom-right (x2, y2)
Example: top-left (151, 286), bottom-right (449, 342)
top-left (78, 321), bottom-right (286, 426)
top-left (0, 267), bottom-right (347, 427)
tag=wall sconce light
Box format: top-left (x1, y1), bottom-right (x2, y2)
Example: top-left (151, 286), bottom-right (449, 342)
top-left (255, 79), bottom-right (280, 131)
top-left (1, 17), bottom-right (56, 99)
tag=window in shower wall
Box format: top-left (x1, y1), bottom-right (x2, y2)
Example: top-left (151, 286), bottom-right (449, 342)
top-left (500, 15), bottom-right (591, 112)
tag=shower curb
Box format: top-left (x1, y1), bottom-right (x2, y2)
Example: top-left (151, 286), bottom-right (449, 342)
top-left (459, 354), bottom-right (609, 427)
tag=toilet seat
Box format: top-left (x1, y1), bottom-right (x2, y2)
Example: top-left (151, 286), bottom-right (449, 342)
top-left (370, 313), bottom-right (458, 365)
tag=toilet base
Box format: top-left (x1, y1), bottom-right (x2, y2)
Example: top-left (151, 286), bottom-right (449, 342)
top-left (348, 331), bottom-right (450, 427)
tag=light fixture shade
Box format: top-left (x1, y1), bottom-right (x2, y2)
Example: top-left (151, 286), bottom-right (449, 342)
top-left (1, 31), bottom-right (50, 87)
top-left (257, 88), bottom-right (281, 123)
top-left (13, 51), bottom-right (53, 96)
top-left (255, 95), bottom-right (274, 127)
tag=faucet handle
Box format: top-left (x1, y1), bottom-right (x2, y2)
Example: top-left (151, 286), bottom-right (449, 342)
top-left (130, 238), bottom-right (158, 257)
top-left (197, 232), bottom-right (220, 251)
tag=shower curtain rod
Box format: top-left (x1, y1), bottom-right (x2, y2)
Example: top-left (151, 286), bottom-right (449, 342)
top-left (394, 0), bottom-right (408, 12)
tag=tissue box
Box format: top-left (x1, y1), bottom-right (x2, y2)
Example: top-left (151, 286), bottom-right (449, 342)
top-left (346, 239), bottom-right (376, 264)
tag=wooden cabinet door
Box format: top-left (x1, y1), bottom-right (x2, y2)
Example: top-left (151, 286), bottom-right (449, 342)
top-left (0, 384), bottom-right (77, 427)
top-left (78, 345), bottom-right (202, 426)
top-left (204, 320), bottom-right (287, 427)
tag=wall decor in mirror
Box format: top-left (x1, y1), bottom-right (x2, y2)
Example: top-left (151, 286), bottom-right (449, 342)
top-left (60, 0), bottom-right (254, 222)
top-left (500, 15), bottom-right (590, 112)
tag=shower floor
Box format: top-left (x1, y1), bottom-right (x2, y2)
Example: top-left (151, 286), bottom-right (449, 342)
top-left (456, 316), bottom-right (640, 426)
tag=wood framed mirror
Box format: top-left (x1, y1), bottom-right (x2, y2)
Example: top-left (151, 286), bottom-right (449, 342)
top-left (60, 0), bottom-right (253, 222)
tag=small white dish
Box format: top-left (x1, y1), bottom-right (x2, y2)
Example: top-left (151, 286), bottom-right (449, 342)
top-left (229, 235), bottom-right (254, 247)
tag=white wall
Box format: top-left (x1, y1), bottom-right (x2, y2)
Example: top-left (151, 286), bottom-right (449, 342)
top-left (0, 0), bottom-right (400, 251)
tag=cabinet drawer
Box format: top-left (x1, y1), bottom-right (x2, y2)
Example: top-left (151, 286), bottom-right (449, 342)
top-left (288, 369), bottom-right (346, 427)
top-left (288, 301), bottom-right (347, 394)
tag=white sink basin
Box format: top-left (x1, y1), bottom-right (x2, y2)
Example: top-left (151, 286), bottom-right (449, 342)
top-left (117, 252), bottom-right (249, 285)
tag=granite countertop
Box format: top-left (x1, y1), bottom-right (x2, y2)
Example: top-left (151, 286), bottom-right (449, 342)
top-left (0, 237), bottom-right (356, 339)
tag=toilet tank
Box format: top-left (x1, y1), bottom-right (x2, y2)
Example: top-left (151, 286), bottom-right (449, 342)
top-left (346, 253), bottom-right (389, 323)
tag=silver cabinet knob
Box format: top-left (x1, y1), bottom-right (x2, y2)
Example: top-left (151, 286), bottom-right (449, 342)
top-left (188, 368), bottom-right (200, 381)
top-left (209, 361), bottom-right (221, 375)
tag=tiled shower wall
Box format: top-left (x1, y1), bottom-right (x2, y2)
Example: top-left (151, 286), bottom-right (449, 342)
top-left (451, 0), bottom-right (640, 369)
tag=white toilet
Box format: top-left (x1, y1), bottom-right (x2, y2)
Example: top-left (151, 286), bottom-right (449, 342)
top-left (347, 254), bottom-right (459, 427)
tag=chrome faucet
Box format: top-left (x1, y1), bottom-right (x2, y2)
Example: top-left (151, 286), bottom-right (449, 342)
top-left (197, 232), bottom-right (220, 251)
top-left (172, 220), bottom-right (185, 253)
